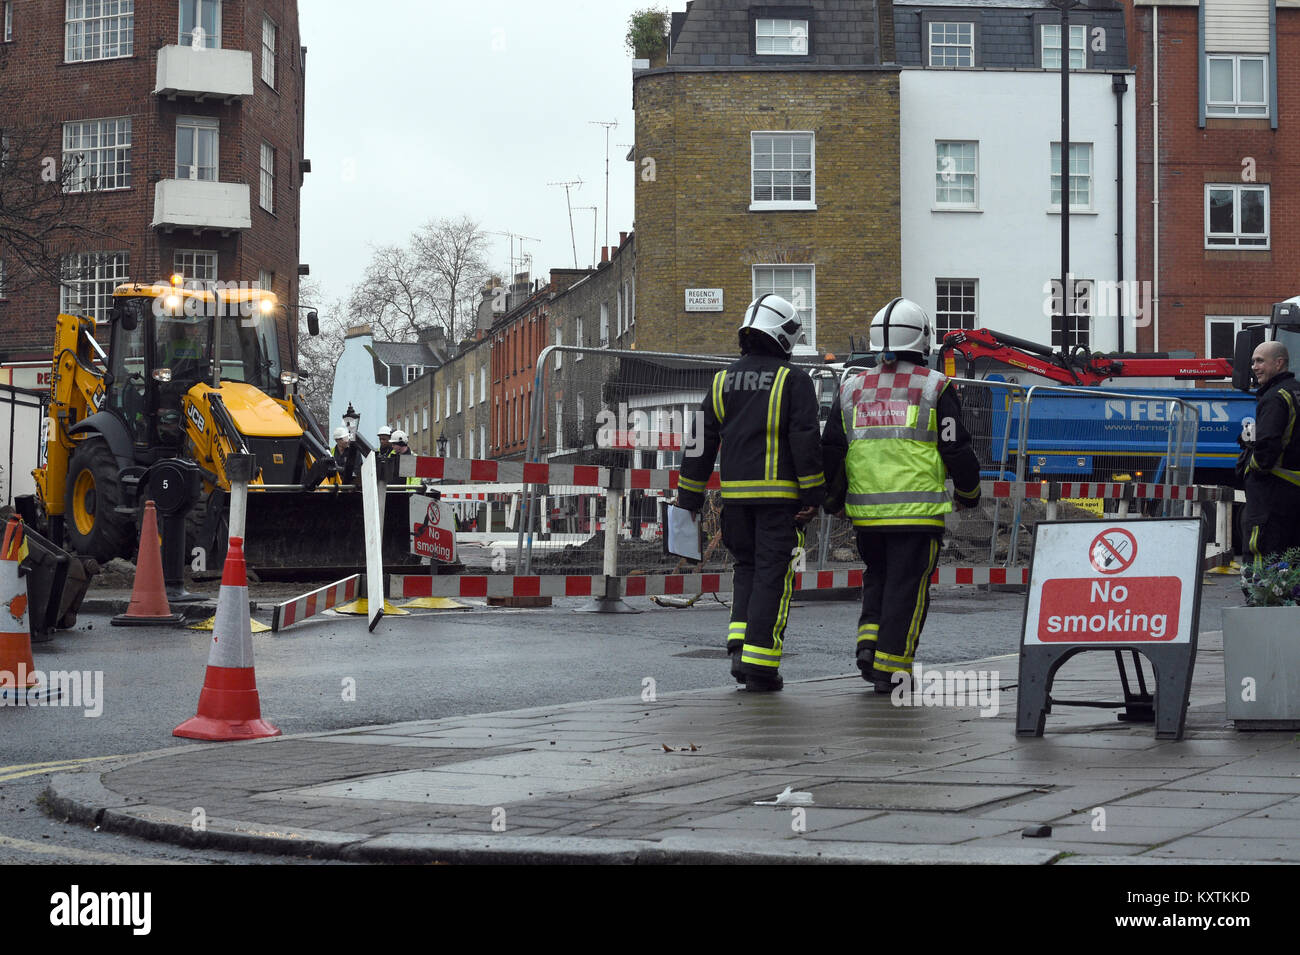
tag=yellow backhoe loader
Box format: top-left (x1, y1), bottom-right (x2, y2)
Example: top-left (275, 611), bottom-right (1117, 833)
top-left (22, 279), bottom-right (414, 574)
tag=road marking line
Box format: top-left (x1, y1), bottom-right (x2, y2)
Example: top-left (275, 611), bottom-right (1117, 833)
top-left (0, 833), bottom-right (185, 865)
top-left (0, 755), bottom-right (125, 782)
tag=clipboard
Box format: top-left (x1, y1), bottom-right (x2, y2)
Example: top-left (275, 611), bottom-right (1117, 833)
top-left (661, 502), bottom-right (704, 562)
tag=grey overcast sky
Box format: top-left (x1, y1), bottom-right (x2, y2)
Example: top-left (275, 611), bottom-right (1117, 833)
top-left (300, 0), bottom-right (689, 312)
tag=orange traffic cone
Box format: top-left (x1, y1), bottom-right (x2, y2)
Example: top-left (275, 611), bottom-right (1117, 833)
top-left (112, 501), bottom-right (184, 626)
top-left (174, 536), bottom-right (279, 740)
top-left (0, 517), bottom-right (57, 703)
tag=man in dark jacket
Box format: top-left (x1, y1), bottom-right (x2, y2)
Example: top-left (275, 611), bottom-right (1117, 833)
top-left (1239, 341), bottom-right (1300, 563)
top-left (822, 297), bottom-right (982, 694)
top-left (677, 294), bottom-right (826, 692)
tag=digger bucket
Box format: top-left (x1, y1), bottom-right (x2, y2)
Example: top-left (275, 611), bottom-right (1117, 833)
top-left (239, 487), bottom-right (427, 576)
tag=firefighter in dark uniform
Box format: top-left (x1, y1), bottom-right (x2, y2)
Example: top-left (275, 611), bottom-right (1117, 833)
top-left (677, 294), bottom-right (826, 692)
top-left (822, 298), bottom-right (982, 693)
top-left (1239, 340), bottom-right (1300, 563)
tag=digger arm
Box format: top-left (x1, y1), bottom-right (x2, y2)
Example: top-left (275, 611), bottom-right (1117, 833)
top-left (35, 313), bottom-right (107, 520)
top-left (939, 327), bottom-right (1233, 384)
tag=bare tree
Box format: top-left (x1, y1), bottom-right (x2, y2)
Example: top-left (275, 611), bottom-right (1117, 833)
top-left (412, 215), bottom-right (492, 344)
top-left (344, 215), bottom-right (491, 347)
top-left (295, 278), bottom-right (347, 425)
top-left (0, 50), bottom-right (120, 296)
top-left (346, 243), bottom-right (433, 343)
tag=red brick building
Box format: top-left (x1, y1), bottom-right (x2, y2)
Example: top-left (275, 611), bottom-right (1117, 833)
top-left (0, 0), bottom-right (306, 362)
top-left (1132, 0), bottom-right (1299, 362)
top-left (489, 277), bottom-right (551, 461)
top-left (487, 269), bottom-right (595, 460)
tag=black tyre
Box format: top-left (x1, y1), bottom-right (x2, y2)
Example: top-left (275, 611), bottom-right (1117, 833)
top-left (186, 489), bottom-right (228, 574)
top-left (64, 440), bottom-right (133, 562)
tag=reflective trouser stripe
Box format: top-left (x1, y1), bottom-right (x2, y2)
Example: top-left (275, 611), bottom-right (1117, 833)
top-left (741, 643), bottom-right (781, 668)
top-left (856, 622), bottom-right (879, 647)
top-left (727, 621), bottom-right (746, 648)
top-left (1249, 525), bottom-right (1263, 565)
top-left (874, 650), bottom-right (913, 673)
top-left (904, 537), bottom-right (939, 662)
top-left (770, 526), bottom-right (803, 650)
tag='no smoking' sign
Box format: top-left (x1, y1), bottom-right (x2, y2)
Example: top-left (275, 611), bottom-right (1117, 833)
top-left (1089, 527), bottom-right (1136, 575)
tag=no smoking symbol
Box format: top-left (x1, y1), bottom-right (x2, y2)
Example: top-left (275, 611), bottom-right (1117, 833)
top-left (1089, 527), bottom-right (1136, 575)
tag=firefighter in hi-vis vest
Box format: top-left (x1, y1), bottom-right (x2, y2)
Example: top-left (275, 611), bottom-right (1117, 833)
top-left (676, 294), bottom-right (826, 692)
top-left (822, 298), bottom-right (981, 694)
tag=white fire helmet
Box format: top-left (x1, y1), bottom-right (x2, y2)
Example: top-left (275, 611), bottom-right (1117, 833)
top-left (377, 425), bottom-right (392, 438)
top-left (391, 430), bottom-right (409, 444)
top-left (869, 297), bottom-right (932, 358)
top-left (739, 294), bottom-right (804, 355)
top-left (332, 427), bottom-right (349, 441)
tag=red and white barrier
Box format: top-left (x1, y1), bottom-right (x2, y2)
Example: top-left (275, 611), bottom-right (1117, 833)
top-left (1130, 483), bottom-right (1202, 501)
top-left (392, 574), bottom-right (606, 599)
top-left (400, 455), bottom-right (606, 488)
top-left (271, 574), bottom-right (361, 632)
top-left (1053, 482), bottom-right (1127, 500)
top-left (387, 565), bottom-right (1029, 601)
top-left (398, 452), bottom-right (1214, 504)
top-left (931, 566), bottom-right (1031, 585)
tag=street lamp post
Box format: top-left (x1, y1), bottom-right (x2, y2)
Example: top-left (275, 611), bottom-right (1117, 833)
top-left (437, 433), bottom-right (448, 458)
top-left (343, 402), bottom-right (359, 438)
top-left (1051, 0), bottom-right (1084, 350)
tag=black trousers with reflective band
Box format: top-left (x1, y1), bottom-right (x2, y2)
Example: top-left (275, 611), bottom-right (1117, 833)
top-left (722, 502), bottom-right (802, 675)
top-left (854, 529), bottom-right (942, 675)
top-left (1243, 474), bottom-right (1300, 563)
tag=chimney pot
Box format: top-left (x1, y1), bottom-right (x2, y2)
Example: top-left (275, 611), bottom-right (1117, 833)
top-left (600, 246), bottom-right (609, 264)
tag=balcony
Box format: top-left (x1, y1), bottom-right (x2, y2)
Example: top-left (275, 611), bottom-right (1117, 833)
top-left (152, 179), bottom-right (252, 233)
top-left (154, 45), bottom-right (254, 102)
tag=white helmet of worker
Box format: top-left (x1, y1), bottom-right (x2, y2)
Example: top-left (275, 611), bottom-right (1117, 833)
top-left (869, 297), bottom-right (932, 358)
top-left (739, 293), bottom-right (804, 356)
top-left (391, 430), bottom-right (409, 445)
top-left (332, 426), bottom-right (349, 441)
top-left (377, 425), bottom-right (392, 438)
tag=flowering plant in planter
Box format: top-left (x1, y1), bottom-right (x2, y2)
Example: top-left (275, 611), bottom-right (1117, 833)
top-left (1240, 547), bottom-right (1300, 607)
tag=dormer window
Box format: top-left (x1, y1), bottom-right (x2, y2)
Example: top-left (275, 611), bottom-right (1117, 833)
top-left (756, 18), bottom-right (808, 55)
top-left (929, 22), bottom-right (974, 67)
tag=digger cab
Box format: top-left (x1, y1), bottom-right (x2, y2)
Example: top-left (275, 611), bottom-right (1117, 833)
top-left (104, 282), bottom-right (288, 452)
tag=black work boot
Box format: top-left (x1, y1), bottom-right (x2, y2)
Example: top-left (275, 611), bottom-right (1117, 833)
top-left (874, 668), bottom-right (910, 697)
top-left (856, 646), bottom-right (876, 683)
top-left (728, 644), bottom-right (746, 685)
top-left (744, 669), bottom-right (784, 693)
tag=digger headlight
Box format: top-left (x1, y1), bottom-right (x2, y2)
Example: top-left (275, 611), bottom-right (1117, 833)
top-left (280, 371), bottom-right (300, 385)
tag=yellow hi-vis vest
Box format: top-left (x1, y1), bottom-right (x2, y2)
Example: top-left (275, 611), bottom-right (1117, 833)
top-left (840, 362), bottom-right (951, 530)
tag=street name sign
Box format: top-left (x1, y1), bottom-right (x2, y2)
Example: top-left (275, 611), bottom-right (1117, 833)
top-left (684, 288), bottom-right (724, 312)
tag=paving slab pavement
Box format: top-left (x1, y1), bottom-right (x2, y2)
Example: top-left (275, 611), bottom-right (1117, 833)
top-left (42, 627), bottom-right (1300, 864)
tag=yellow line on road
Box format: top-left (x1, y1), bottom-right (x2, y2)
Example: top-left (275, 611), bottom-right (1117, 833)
top-left (0, 833), bottom-right (184, 865)
top-left (0, 755), bottom-right (125, 783)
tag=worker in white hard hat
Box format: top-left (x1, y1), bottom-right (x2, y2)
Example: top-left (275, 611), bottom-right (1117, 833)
top-left (376, 425), bottom-right (393, 457)
top-left (332, 426), bottom-right (351, 462)
top-left (822, 297), bottom-right (982, 695)
top-left (677, 293), bottom-right (826, 693)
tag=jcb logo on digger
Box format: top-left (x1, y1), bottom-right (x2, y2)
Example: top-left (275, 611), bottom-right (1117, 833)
top-left (91, 386), bottom-right (105, 411)
top-left (185, 403), bottom-right (206, 433)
